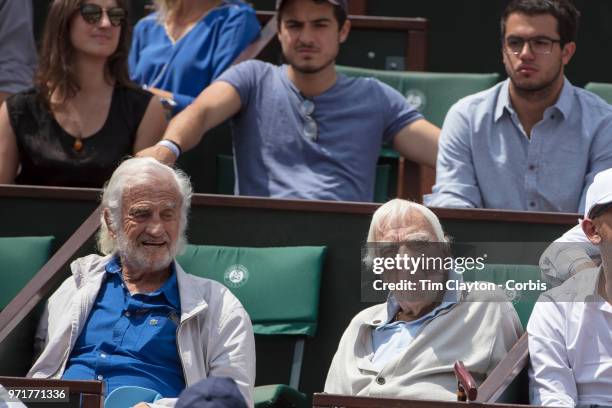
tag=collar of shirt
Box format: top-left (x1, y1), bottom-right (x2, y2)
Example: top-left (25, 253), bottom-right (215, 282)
top-left (494, 77), bottom-right (574, 123)
top-left (279, 64), bottom-right (346, 103)
top-left (372, 268), bottom-right (463, 330)
top-left (105, 256), bottom-right (180, 310)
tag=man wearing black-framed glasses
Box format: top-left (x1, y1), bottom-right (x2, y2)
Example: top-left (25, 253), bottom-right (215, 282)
top-left (427, 0), bottom-right (612, 214)
top-left (139, 0), bottom-right (440, 203)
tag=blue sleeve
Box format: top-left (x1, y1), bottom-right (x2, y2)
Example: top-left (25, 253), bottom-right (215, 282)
top-left (578, 113), bottom-right (612, 213)
top-left (211, 4), bottom-right (261, 80)
top-left (128, 19), bottom-right (146, 80)
top-left (216, 60), bottom-right (261, 107)
top-left (377, 81), bottom-right (423, 144)
top-left (0, 0), bottom-right (37, 93)
top-left (424, 101), bottom-right (482, 208)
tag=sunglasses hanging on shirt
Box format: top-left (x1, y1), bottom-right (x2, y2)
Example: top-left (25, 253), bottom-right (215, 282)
top-left (300, 99), bottom-right (318, 142)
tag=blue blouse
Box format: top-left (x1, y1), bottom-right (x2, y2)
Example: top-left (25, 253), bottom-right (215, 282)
top-left (129, 0), bottom-right (260, 114)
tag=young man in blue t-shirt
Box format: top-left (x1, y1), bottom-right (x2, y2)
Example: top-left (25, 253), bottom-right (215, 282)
top-left (140, 0), bottom-right (440, 202)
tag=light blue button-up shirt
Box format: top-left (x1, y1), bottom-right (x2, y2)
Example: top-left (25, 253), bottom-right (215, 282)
top-left (370, 270), bottom-right (462, 371)
top-left (426, 78), bottom-right (612, 213)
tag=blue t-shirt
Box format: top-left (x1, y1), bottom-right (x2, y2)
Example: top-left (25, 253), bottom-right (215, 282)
top-left (129, 0), bottom-right (260, 114)
top-left (218, 61), bottom-right (423, 202)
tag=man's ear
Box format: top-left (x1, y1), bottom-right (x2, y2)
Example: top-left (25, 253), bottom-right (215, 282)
top-left (561, 41), bottom-right (576, 66)
top-left (339, 19), bottom-right (351, 44)
top-left (103, 209), bottom-right (117, 239)
top-left (582, 218), bottom-right (601, 245)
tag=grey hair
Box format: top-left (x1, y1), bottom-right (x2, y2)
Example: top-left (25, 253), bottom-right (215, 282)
top-left (367, 199), bottom-right (447, 243)
top-left (97, 157), bottom-right (193, 255)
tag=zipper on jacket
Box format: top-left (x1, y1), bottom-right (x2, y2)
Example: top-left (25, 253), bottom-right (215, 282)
top-left (175, 312), bottom-right (200, 385)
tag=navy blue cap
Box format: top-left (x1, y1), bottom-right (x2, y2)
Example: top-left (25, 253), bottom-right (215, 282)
top-left (275, 0), bottom-right (348, 13)
top-left (176, 377), bottom-right (247, 408)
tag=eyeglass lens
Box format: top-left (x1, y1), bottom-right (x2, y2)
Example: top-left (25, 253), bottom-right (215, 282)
top-left (80, 4), bottom-right (126, 27)
top-left (505, 36), bottom-right (556, 55)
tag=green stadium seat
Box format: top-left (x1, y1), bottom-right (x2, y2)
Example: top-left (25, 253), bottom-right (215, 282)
top-left (462, 263), bottom-right (544, 403)
top-left (0, 236), bottom-right (55, 376)
top-left (462, 263), bottom-right (543, 328)
top-left (176, 245), bottom-right (327, 408)
top-left (335, 66), bottom-right (500, 127)
top-left (585, 82), bottom-right (612, 104)
top-left (336, 66), bottom-right (500, 200)
top-left (0, 236), bottom-right (55, 310)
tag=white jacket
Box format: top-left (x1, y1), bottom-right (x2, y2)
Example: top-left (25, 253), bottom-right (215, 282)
top-left (324, 287), bottom-right (523, 401)
top-left (28, 254), bottom-right (256, 407)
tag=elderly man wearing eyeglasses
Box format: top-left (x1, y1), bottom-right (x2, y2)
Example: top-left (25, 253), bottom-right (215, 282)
top-left (425, 0), bottom-right (612, 214)
top-left (138, 0), bottom-right (440, 203)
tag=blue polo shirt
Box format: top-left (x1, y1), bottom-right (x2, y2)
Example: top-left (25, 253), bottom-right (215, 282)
top-left (62, 257), bottom-right (185, 397)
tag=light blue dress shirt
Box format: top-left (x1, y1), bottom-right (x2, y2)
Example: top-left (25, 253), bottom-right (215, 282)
top-left (426, 78), bottom-right (612, 213)
top-left (371, 271), bottom-right (462, 371)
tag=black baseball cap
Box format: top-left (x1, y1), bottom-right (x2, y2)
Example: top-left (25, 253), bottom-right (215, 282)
top-left (275, 0), bottom-right (348, 13)
top-left (176, 377), bottom-right (247, 408)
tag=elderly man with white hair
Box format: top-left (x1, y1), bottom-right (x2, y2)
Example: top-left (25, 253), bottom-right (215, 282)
top-left (324, 199), bottom-right (522, 400)
top-left (27, 157), bottom-right (255, 407)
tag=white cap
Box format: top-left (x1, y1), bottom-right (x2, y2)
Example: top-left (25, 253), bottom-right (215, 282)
top-left (584, 168), bottom-right (612, 218)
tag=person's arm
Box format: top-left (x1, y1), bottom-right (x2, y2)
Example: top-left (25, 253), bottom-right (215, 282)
top-left (136, 81), bottom-right (241, 165)
top-left (0, 102), bottom-right (19, 184)
top-left (578, 118), bottom-right (612, 214)
top-left (527, 301), bottom-right (577, 407)
top-left (133, 96), bottom-right (168, 153)
top-left (539, 224), bottom-right (599, 288)
top-left (424, 103), bottom-right (482, 208)
top-left (205, 306), bottom-right (255, 407)
top-left (0, 0), bottom-right (37, 98)
top-left (392, 119), bottom-right (439, 168)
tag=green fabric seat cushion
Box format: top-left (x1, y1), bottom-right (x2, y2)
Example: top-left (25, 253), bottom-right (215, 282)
top-left (336, 66), bottom-right (500, 127)
top-left (462, 263), bottom-right (543, 328)
top-left (177, 245), bottom-right (326, 336)
top-left (254, 384), bottom-right (308, 408)
top-left (0, 236), bottom-right (55, 310)
top-left (585, 82), bottom-right (612, 104)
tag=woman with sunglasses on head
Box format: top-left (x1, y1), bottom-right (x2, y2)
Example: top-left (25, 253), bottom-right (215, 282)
top-left (128, 0), bottom-right (260, 116)
top-left (0, 0), bottom-right (167, 187)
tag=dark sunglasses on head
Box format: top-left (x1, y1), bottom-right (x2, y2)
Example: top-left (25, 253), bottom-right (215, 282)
top-left (79, 3), bottom-right (127, 27)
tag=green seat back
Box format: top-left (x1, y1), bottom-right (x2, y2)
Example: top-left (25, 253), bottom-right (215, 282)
top-left (0, 236), bottom-right (54, 376)
top-left (177, 245), bottom-right (327, 336)
top-left (585, 82), bottom-right (612, 104)
top-left (463, 263), bottom-right (541, 403)
top-left (462, 263), bottom-right (543, 328)
top-left (0, 236), bottom-right (55, 309)
top-left (336, 66), bottom-right (500, 127)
